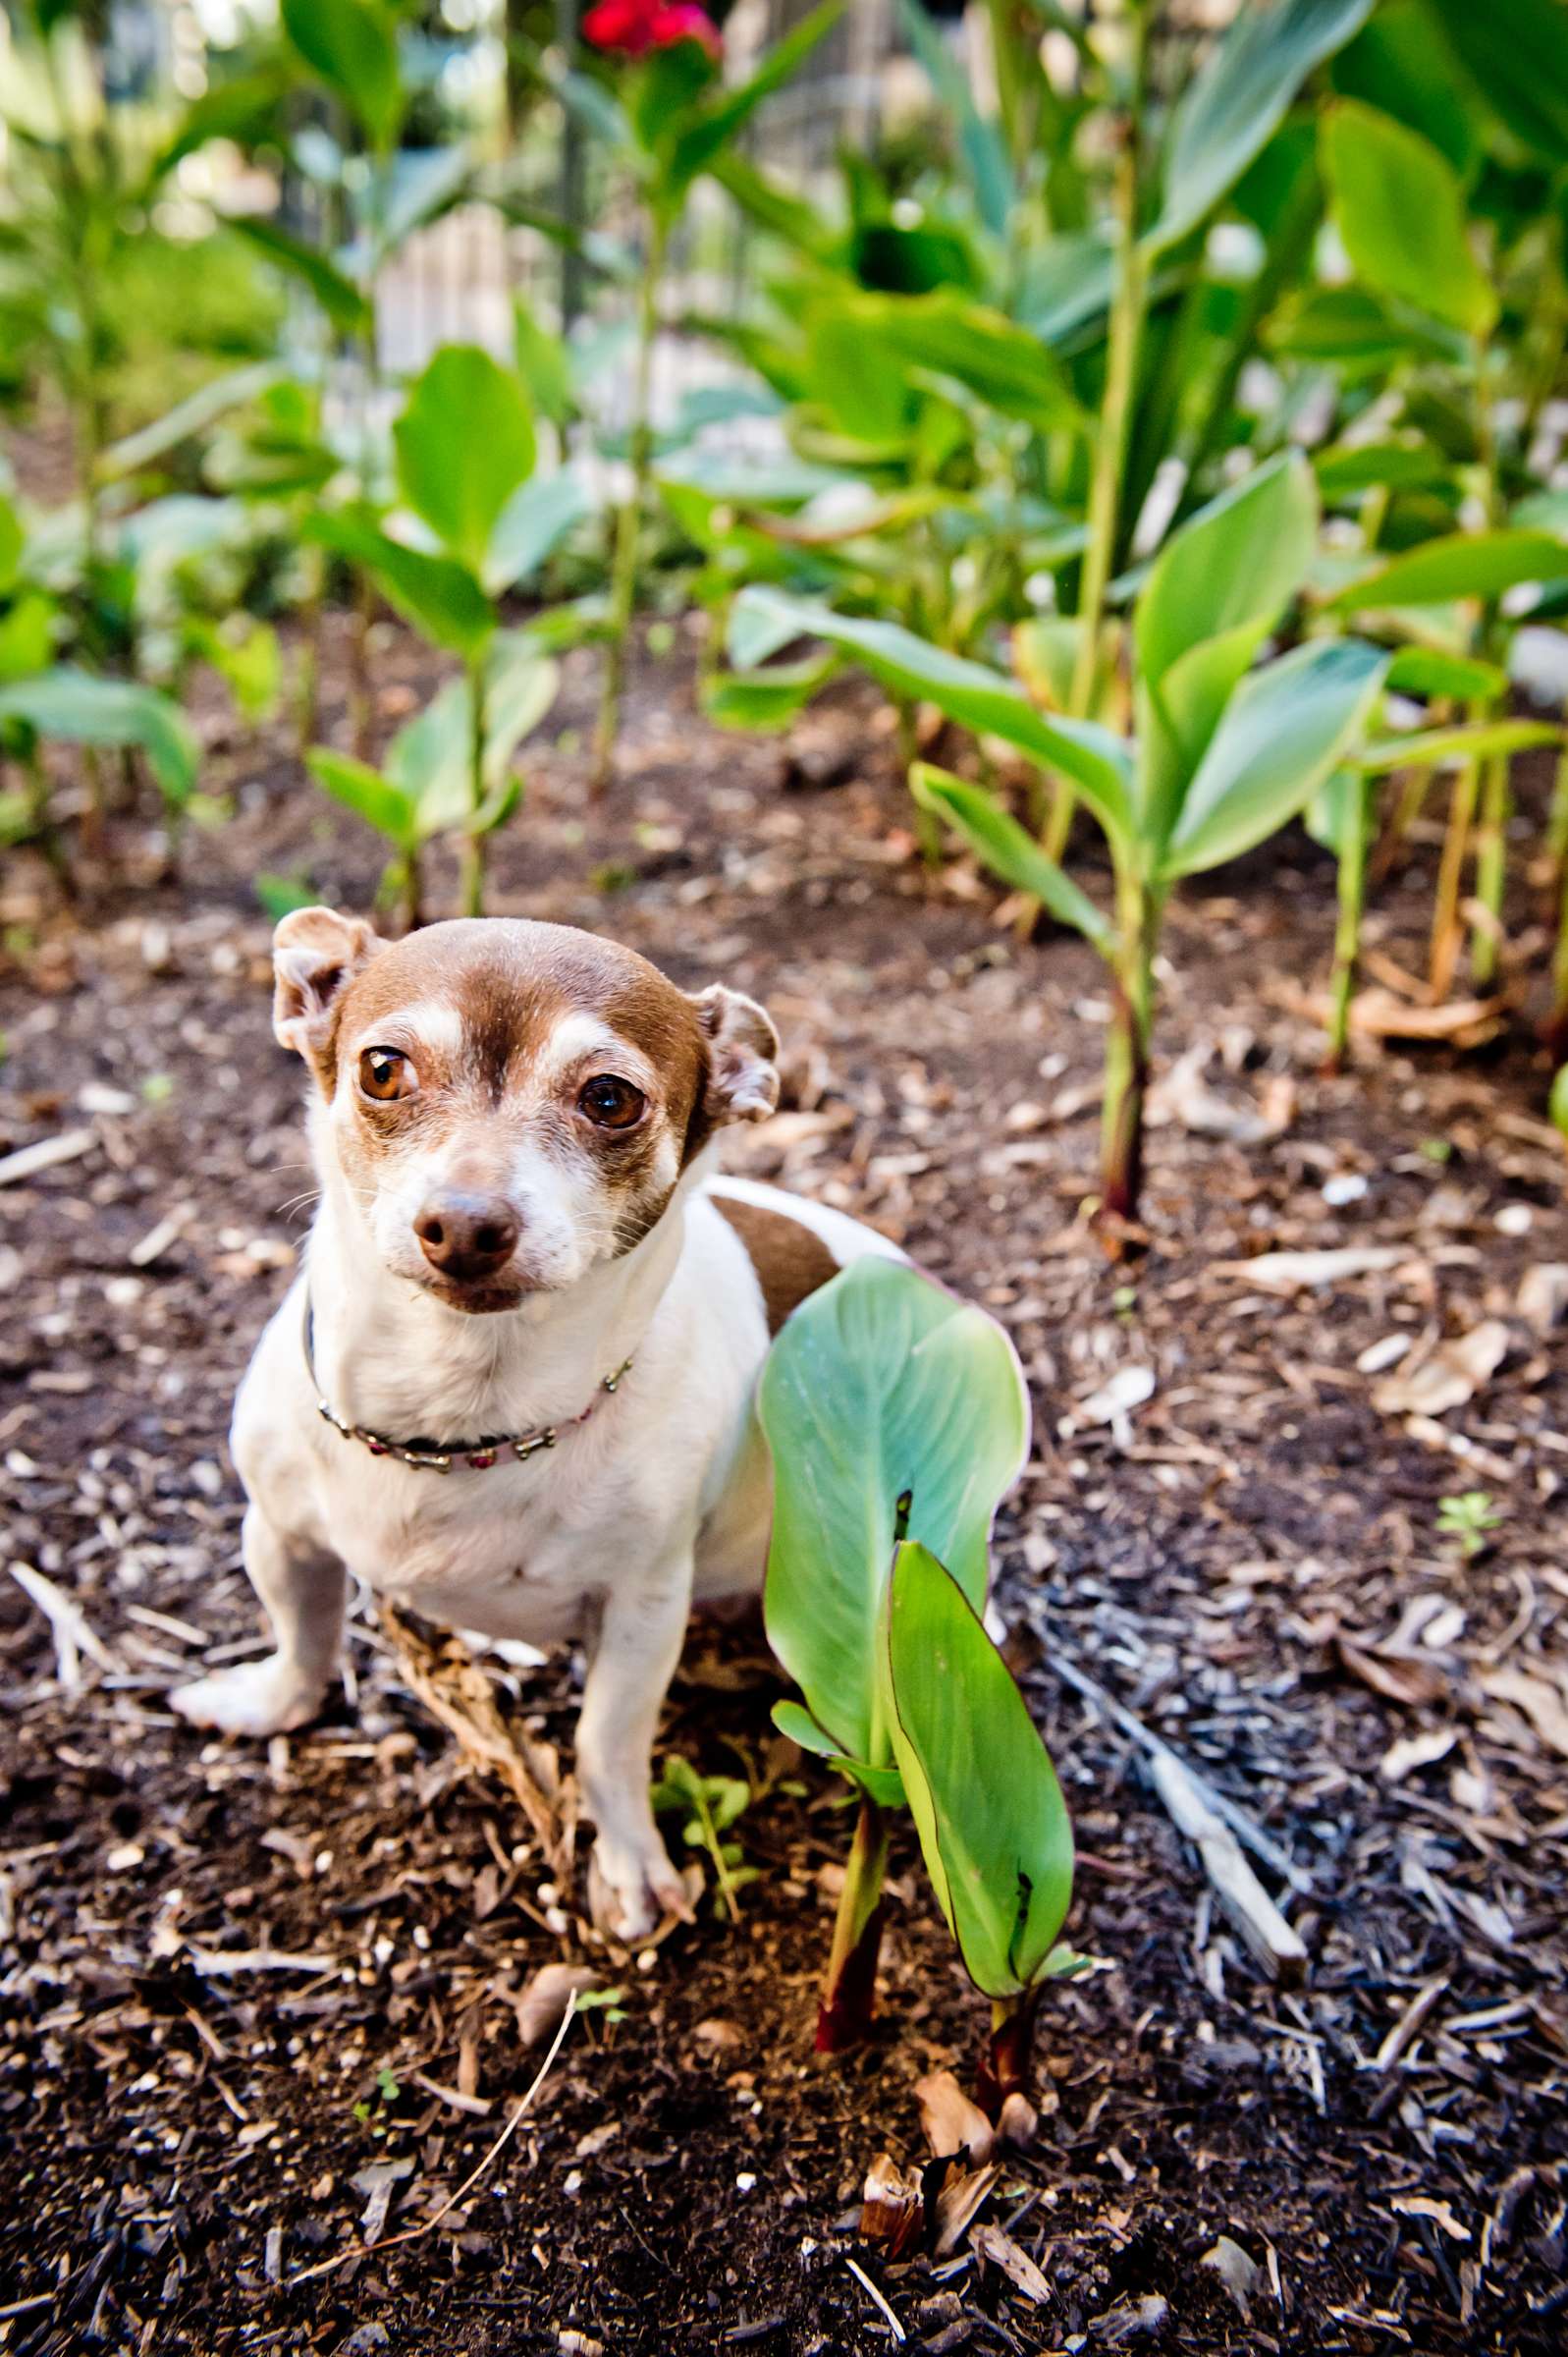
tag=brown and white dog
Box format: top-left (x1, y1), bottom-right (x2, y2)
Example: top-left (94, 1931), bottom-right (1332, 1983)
top-left (171, 910), bottom-right (902, 1939)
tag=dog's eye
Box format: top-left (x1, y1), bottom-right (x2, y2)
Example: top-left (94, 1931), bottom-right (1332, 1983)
top-left (578, 1074), bottom-right (645, 1130)
top-left (358, 1047), bottom-right (415, 1103)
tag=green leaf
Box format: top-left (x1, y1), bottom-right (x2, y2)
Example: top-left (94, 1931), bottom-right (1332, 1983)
top-left (228, 217), bottom-right (371, 339)
top-left (1383, 646), bottom-right (1507, 702)
top-left (1314, 441), bottom-right (1451, 500)
top-left (1162, 637), bottom-right (1389, 879)
top-left (910, 765), bottom-right (1115, 953)
top-left (306, 747), bottom-right (415, 847)
top-left (771, 1699), bottom-right (840, 1759)
top-left (1551, 1064), bottom-right (1568, 1140)
top-left (1304, 764), bottom-right (1367, 855)
top-left (376, 144), bottom-right (471, 252)
top-left (514, 298), bottom-right (574, 427)
top-left (702, 659), bottom-right (837, 733)
top-left (730, 590), bottom-right (1133, 838)
top-left (98, 363), bottom-right (283, 484)
top-left (1426, 0), bottom-right (1568, 165)
top-left (1330, 529), bottom-right (1568, 612)
top-left (881, 1543), bottom-right (1073, 2001)
top-left (306, 513), bottom-right (493, 658)
top-left (394, 347), bottom-right (535, 575)
top-left (255, 873), bottom-right (318, 922)
top-left (0, 592), bottom-right (55, 684)
top-left (664, 2), bottom-right (844, 201)
top-left (0, 670), bottom-right (197, 806)
top-left (1150, 0), bottom-right (1374, 253)
top-left (281, 0), bottom-right (403, 150)
top-left (1353, 719), bottom-right (1562, 772)
top-left (1136, 454), bottom-right (1317, 692)
top-left (893, 0), bottom-right (1012, 236)
top-left (809, 290), bottom-right (1082, 435)
top-left (0, 496), bottom-right (21, 597)
top-left (1321, 100), bottom-right (1496, 336)
top-left (483, 470), bottom-right (592, 595)
top-left (759, 1256), bottom-right (1028, 1770)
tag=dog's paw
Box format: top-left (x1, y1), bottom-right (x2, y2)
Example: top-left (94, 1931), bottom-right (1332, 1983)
top-left (169, 1656), bottom-right (328, 1738)
top-left (587, 1835), bottom-right (695, 1946)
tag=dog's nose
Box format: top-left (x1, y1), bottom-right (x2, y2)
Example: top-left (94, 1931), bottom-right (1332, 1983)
top-left (413, 1191), bottom-right (520, 1285)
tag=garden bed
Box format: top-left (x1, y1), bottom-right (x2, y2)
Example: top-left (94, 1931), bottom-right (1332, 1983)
top-left (2, 630), bottom-right (1566, 2357)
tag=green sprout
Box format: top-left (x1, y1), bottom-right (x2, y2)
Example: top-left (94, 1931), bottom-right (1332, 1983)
top-left (651, 1753), bottom-right (755, 1924)
top-left (1436, 1492), bottom-right (1503, 1561)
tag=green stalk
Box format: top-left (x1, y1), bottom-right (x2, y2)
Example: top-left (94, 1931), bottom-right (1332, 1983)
top-left (1547, 741), bottom-right (1568, 883)
top-left (592, 213), bottom-right (668, 797)
top-left (1048, 9), bottom-right (1149, 862)
top-left (814, 1795), bottom-right (890, 2055)
top-left (1544, 851), bottom-right (1568, 1063)
top-left (460, 646), bottom-right (489, 919)
top-left (1099, 867), bottom-right (1158, 1226)
top-left (1470, 750), bottom-right (1510, 987)
top-left (1325, 782), bottom-right (1370, 1075)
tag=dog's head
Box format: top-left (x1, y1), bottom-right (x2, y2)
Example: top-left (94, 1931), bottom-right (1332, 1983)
top-left (273, 911), bottom-right (779, 1310)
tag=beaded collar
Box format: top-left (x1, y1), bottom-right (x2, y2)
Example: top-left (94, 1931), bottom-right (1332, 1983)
top-left (302, 1294), bottom-right (631, 1475)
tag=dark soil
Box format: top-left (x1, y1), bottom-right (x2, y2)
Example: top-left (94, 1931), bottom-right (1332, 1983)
top-left (2, 620), bottom-right (1566, 2357)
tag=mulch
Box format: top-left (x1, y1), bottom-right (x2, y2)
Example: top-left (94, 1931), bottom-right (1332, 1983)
top-left (1, 618), bottom-right (1565, 2356)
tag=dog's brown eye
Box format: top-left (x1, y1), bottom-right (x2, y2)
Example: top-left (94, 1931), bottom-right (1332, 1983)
top-left (358, 1047), bottom-right (415, 1103)
top-left (578, 1074), bottom-right (645, 1130)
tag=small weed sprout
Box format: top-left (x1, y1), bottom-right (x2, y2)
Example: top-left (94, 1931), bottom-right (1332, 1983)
top-left (351, 2063), bottom-right (402, 2137)
top-left (652, 1754), bottom-right (755, 1923)
top-left (1437, 1492), bottom-right (1503, 1561)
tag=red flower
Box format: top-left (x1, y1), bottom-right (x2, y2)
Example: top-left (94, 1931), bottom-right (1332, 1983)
top-left (584, 0), bottom-right (721, 60)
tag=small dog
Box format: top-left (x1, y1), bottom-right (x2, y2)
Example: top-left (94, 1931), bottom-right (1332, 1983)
top-left (172, 909), bottom-right (901, 1939)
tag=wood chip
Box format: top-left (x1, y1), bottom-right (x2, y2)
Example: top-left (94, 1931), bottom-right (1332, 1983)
top-left (0, 1128), bottom-right (95, 1187)
top-left (972, 2220), bottom-right (1051, 2303)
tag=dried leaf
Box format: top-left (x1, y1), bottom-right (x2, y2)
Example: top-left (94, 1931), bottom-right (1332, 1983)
top-left (1078, 1365), bottom-right (1157, 1426)
top-left (1379, 1728), bottom-right (1459, 1783)
top-left (1216, 1246), bottom-right (1405, 1294)
top-left (1148, 1046), bottom-right (1294, 1145)
top-left (972, 2220), bottom-right (1051, 2303)
top-left (914, 2069), bottom-right (996, 2163)
top-left (515, 1963), bottom-right (600, 2050)
top-left (933, 2162), bottom-right (1000, 2259)
top-left (1373, 1320), bottom-right (1509, 1416)
top-left (1517, 1264), bottom-right (1568, 1335)
top-left (1391, 2195), bottom-right (1470, 2242)
top-left (1481, 1668), bottom-right (1568, 1759)
top-left (860, 2152), bottom-right (924, 2258)
top-left (1335, 1635), bottom-right (1449, 1708)
top-left (997, 2090), bottom-right (1039, 2149)
top-left (1201, 2235), bottom-right (1261, 2315)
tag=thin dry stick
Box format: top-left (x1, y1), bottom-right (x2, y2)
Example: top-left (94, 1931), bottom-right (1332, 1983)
top-left (378, 1601), bottom-right (574, 1876)
top-left (843, 2253), bottom-right (906, 2344)
top-left (284, 1994), bottom-right (579, 2288)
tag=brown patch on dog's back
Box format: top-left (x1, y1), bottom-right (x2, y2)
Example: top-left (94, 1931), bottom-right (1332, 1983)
top-left (713, 1195), bottom-right (840, 1335)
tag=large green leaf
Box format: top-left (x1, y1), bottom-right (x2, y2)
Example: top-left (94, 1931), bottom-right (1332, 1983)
top-left (306, 747), bottom-right (415, 846)
top-left (99, 363), bottom-right (283, 484)
top-left (881, 1543), bottom-right (1073, 2001)
top-left (1150, 0), bottom-right (1373, 253)
top-left (306, 513), bottom-right (493, 658)
top-left (404, 632), bottom-right (559, 840)
top-left (1162, 637), bottom-right (1389, 879)
top-left (1426, 0), bottom-right (1568, 165)
top-left (759, 1257), bottom-right (1028, 1772)
top-left (0, 669), bottom-right (197, 806)
top-left (281, 0), bottom-right (403, 150)
top-left (484, 469), bottom-right (592, 595)
top-left (702, 659), bottom-right (837, 733)
top-left (807, 290), bottom-right (1081, 435)
top-left (1330, 528), bottom-right (1568, 612)
top-left (1321, 101), bottom-right (1496, 336)
top-left (1353, 718), bottom-right (1561, 773)
top-left (892, 0), bottom-right (1012, 236)
top-left (394, 348), bottom-right (535, 575)
top-left (730, 590), bottom-right (1133, 838)
top-left (1383, 645), bottom-right (1506, 702)
top-left (910, 765), bottom-right (1115, 954)
top-left (0, 496), bottom-right (22, 596)
top-left (1135, 454), bottom-right (1318, 691)
top-left (1329, 0), bottom-right (1482, 173)
top-left (664, 2), bottom-right (844, 201)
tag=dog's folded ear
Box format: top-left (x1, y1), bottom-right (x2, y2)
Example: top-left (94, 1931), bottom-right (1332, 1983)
top-left (691, 983), bottom-right (781, 1125)
top-left (273, 906), bottom-right (383, 1063)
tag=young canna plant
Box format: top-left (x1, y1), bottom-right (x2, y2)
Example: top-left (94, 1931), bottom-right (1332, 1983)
top-left (731, 456), bottom-right (1390, 1227)
top-left (757, 1256), bottom-right (1028, 2054)
top-left (306, 344), bottom-right (578, 916)
top-left (880, 1541), bottom-right (1083, 2119)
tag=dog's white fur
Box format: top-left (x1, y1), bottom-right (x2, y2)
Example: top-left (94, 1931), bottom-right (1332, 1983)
top-left (172, 912), bottom-right (900, 1940)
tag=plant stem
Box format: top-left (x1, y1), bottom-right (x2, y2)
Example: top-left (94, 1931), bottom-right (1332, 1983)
top-left (1430, 747), bottom-right (1483, 1002)
top-left (460, 647), bottom-right (489, 919)
top-left (975, 1988), bottom-right (1042, 2117)
top-left (1470, 751), bottom-right (1511, 986)
top-left (592, 213), bottom-right (667, 798)
top-left (1048, 7), bottom-right (1148, 862)
top-left (815, 1797), bottom-right (889, 2055)
top-left (1325, 780), bottom-right (1370, 1075)
top-left (1544, 851), bottom-right (1568, 1063)
top-left (1546, 740), bottom-right (1568, 885)
top-left (1099, 868), bottom-right (1157, 1226)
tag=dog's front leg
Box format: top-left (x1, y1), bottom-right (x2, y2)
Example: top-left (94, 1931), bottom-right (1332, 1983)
top-left (171, 1505), bottom-right (347, 1737)
top-left (577, 1554), bottom-right (696, 1945)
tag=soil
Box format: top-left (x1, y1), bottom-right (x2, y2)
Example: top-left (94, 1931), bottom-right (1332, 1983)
top-left (2, 618), bottom-right (1566, 2357)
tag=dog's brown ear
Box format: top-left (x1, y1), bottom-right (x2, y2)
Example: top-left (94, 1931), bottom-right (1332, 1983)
top-left (691, 983), bottom-right (780, 1125)
top-left (272, 906), bottom-right (382, 1064)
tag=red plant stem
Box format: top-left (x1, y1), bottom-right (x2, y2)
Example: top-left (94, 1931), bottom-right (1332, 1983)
top-left (815, 1797), bottom-right (888, 2054)
top-left (974, 1989), bottom-right (1041, 2118)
